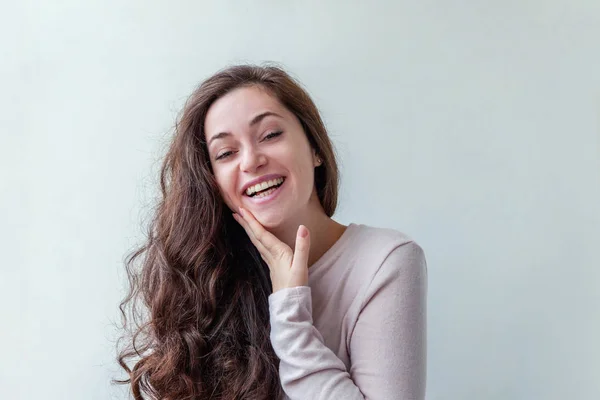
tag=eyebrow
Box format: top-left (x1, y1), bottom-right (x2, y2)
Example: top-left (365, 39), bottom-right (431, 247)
top-left (249, 111), bottom-right (282, 127)
top-left (207, 111), bottom-right (283, 147)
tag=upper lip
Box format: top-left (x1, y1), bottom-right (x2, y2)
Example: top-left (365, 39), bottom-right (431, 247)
top-left (241, 174), bottom-right (285, 194)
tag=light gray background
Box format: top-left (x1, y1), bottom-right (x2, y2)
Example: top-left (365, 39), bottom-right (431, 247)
top-left (1, 1), bottom-right (599, 399)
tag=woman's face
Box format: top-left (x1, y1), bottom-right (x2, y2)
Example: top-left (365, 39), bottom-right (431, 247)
top-left (204, 85), bottom-right (321, 228)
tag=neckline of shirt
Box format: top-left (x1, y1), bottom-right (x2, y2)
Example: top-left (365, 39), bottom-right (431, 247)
top-left (308, 222), bottom-right (360, 271)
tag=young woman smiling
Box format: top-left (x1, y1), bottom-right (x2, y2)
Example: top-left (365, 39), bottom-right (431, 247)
top-left (117, 65), bottom-right (428, 400)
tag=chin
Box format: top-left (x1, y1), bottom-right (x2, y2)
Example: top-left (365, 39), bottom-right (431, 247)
top-left (255, 213), bottom-right (285, 230)
top-left (247, 206), bottom-right (289, 230)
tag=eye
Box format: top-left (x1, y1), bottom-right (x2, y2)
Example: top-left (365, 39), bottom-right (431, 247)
top-left (263, 131), bottom-right (283, 141)
top-left (216, 150), bottom-right (234, 160)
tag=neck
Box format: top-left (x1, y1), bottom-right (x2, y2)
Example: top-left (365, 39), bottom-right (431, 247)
top-left (269, 192), bottom-right (347, 268)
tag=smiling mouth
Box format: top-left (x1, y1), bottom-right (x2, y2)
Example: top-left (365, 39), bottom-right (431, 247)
top-left (245, 177), bottom-right (286, 198)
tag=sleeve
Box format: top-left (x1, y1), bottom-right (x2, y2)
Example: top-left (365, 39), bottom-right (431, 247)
top-left (349, 241), bottom-right (428, 399)
top-left (268, 241), bottom-right (428, 400)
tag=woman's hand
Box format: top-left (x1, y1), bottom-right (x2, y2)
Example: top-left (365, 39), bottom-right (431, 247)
top-left (232, 207), bottom-right (310, 293)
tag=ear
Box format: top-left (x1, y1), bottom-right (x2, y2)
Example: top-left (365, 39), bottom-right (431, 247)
top-left (312, 149), bottom-right (322, 167)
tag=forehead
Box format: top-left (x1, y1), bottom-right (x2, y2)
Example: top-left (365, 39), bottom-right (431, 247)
top-left (204, 85), bottom-right (286, 135)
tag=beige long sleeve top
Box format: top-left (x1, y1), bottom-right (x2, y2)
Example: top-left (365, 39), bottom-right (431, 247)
top-left (268, 223), bottom-right (428, 400)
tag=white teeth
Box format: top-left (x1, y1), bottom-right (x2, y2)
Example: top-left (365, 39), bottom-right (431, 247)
top-left (255, 187), bottom-right (278, 198)
top-left (245, 177), bottom-right (284, 196)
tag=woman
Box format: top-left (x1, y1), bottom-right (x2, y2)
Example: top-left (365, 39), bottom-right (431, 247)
top-left (117, 65), bottom-right (427, 399)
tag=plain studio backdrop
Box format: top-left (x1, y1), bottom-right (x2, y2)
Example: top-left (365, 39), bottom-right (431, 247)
top-left (1, 1), bottom-right (598, 399)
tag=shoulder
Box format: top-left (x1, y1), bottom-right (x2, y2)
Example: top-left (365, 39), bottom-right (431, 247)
top-left (352, 223), bottom-right (416, 247)
top-left (348, 224), bottom-right (427, 303)
top-left (349, 223), bottom-right (426, 268)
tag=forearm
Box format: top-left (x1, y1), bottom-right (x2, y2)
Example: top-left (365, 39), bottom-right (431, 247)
top-left (269, 287), bottom-right (365, 400)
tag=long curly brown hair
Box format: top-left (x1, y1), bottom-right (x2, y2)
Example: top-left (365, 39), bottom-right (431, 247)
top-left (116, 64), bottom-right (340, 399)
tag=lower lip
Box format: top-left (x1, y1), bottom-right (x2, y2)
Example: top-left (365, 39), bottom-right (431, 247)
top-left (245, 180), bottom-right (286, 205)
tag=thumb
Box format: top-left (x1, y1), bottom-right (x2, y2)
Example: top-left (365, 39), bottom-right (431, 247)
top-left (291, 225), bottom-right (310, 273)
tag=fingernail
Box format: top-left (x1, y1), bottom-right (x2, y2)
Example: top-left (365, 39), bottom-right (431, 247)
top-left (299, 225), bottom-right (308, 238)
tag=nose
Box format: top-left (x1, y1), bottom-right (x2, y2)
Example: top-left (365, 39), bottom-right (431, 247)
top-left (239, 145), bottom-right (267, 173)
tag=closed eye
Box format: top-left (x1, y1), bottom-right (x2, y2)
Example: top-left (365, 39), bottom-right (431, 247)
top-left (215, 131), bottom-right (282, 161)
top-left (263, 131), bottom-right (283, 141)
top-left (216, 150), bottom-right (234, 160)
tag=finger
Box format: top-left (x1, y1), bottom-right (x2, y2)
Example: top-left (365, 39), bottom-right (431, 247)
top-left (238, 208), bottom-right (283, 254)
top-left (291, 225), bottom-right (311, 272)
top-left (233, 212), bottom-right (266, 252)
top-left (233, 213), bottom-right (270, 258)
top-left (233, 212), bottom-right (262, 248)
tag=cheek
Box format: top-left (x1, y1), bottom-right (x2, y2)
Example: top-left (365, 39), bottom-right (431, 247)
top-left (287, 157), bottom-right (315, 195)
top-left (214, 171), bottom-right (238, 208)
top-left (282, 137), bottom-right (313, 172)
top-left (290, 146), bottom-right (315, 175)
